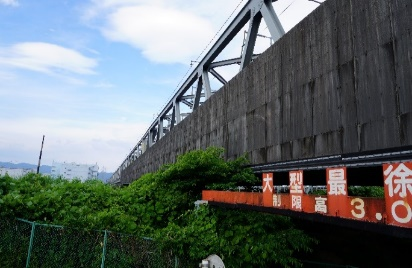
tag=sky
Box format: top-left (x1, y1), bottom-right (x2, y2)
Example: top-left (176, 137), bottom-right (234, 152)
top-left (0, 0), bottom-right (320, 172)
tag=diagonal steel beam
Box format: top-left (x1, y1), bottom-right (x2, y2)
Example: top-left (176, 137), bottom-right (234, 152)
top-left (209, 68), bottom-right (227, 85)
top-left (261, 0), bottom-right (285, 41)
top-left (240, 11), bottom-right (262, 69)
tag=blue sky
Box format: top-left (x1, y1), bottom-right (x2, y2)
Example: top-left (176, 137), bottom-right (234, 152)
top-left (0, 0), bottom-right (319, 172)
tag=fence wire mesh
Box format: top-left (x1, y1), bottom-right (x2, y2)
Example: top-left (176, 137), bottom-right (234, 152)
top-left (0, 218), bottom-right (178, 268)
top-left (0, 217), bottom-right (31, 267)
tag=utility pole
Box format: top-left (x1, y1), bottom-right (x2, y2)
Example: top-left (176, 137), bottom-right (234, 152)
top-left (36, 135), bottom-right (45, 174)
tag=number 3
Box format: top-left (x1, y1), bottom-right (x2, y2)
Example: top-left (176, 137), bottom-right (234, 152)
top-left (351, 198), bottom-right (365, 219)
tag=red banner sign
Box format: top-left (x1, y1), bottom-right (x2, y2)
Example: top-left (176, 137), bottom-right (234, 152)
top-left (327, 167), bottom-right (347, 216)
top-left (289, 170), bottom-right (303, 211)
top-left (383, 162), bottom-right (412, 227)
top-left (262, 173), bottom-right (273, 207)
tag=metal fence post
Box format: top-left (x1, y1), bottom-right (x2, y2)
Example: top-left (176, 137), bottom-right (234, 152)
top-left (101, 230), bottom-right (108, 268)
top-left (26, 221), bottom-right (36, 268)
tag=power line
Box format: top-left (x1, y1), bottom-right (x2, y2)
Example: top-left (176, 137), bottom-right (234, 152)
top-left (157, 0), bottom-right (246, 116)
top-left (262, 0), bottom-right (296, 32)
top-left (279, 0), bottom-right (297, 16)
top-left (308, 0), bottom-right (323, 4)
top-left (194, 0), bottom-right (246, 63)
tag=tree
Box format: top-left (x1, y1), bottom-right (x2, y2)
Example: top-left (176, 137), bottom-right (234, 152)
top-left (127, 147), bottom-right (314, 266)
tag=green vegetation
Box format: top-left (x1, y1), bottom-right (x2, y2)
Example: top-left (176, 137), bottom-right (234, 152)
top-left (311, 186), bottom-right (384, 198)
top-left (347, 186), bottom-right (384, 198)
top-left (0, 147), bottom-right (314, 267)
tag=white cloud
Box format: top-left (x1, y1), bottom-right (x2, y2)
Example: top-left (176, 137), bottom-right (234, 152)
top-left (0, 42), bottom-right (97, 75)
top-left (0, 0), bottom-right (18, 7)
top-left (102, 5), bottom-right (215, 64)
top-left (93, 81), bottom-right (115, 88)
top-left (83, 0), bottom-right (242, 64)
top-left (0, 70), bottom-right (16, 80)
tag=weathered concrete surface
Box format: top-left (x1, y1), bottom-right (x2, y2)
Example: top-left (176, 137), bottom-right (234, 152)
top-left (121, 0), bottom-right (412, 183)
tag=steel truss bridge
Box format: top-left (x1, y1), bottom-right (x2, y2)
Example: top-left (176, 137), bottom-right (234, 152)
top-left (109, 0), bottom-right (285, 184)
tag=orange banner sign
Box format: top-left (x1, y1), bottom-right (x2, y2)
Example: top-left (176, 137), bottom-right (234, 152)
top-left (289, 170), bottom-right (303, 211)
top-left (262, 173), bottom-right (273, 207)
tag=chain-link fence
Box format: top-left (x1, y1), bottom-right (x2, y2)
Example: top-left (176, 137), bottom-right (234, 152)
top-left (0, 217), bottom-right (179, 268)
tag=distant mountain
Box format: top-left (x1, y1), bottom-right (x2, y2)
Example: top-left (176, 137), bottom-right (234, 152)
top-left (97, 172), bottom-right (113, 183)
top-left (0, 162), bottom-right (51, 173)
top-left (0, 162), bottom-right (113, 182)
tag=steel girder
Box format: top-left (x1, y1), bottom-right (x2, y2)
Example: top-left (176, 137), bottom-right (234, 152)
top-left (109, 0), bottom-right (284, 184)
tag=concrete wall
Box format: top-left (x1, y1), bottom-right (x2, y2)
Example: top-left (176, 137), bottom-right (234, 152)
top-left (121, 0), bottom-right (412, 183)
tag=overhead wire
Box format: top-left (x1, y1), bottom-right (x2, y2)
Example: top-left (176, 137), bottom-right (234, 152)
top-left (194, 0), bottom-right (246, 63)
top-left (121, 0), bottom-right (249, 166)
top-left (157, 0), bottom-right (246, 115)
top-left (279, 0), bottom-right (297, 16)
top-left (262, 0), bottom-right (296, 33)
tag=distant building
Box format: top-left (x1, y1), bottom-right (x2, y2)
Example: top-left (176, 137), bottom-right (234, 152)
top-left (0, 167), bottom-right (35, 178)
top-left (51, 161), bottom-right (99, 182)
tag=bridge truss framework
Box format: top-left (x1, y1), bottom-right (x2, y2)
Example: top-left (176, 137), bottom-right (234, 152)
top-left (110, 0), bottom-right (285, 184)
